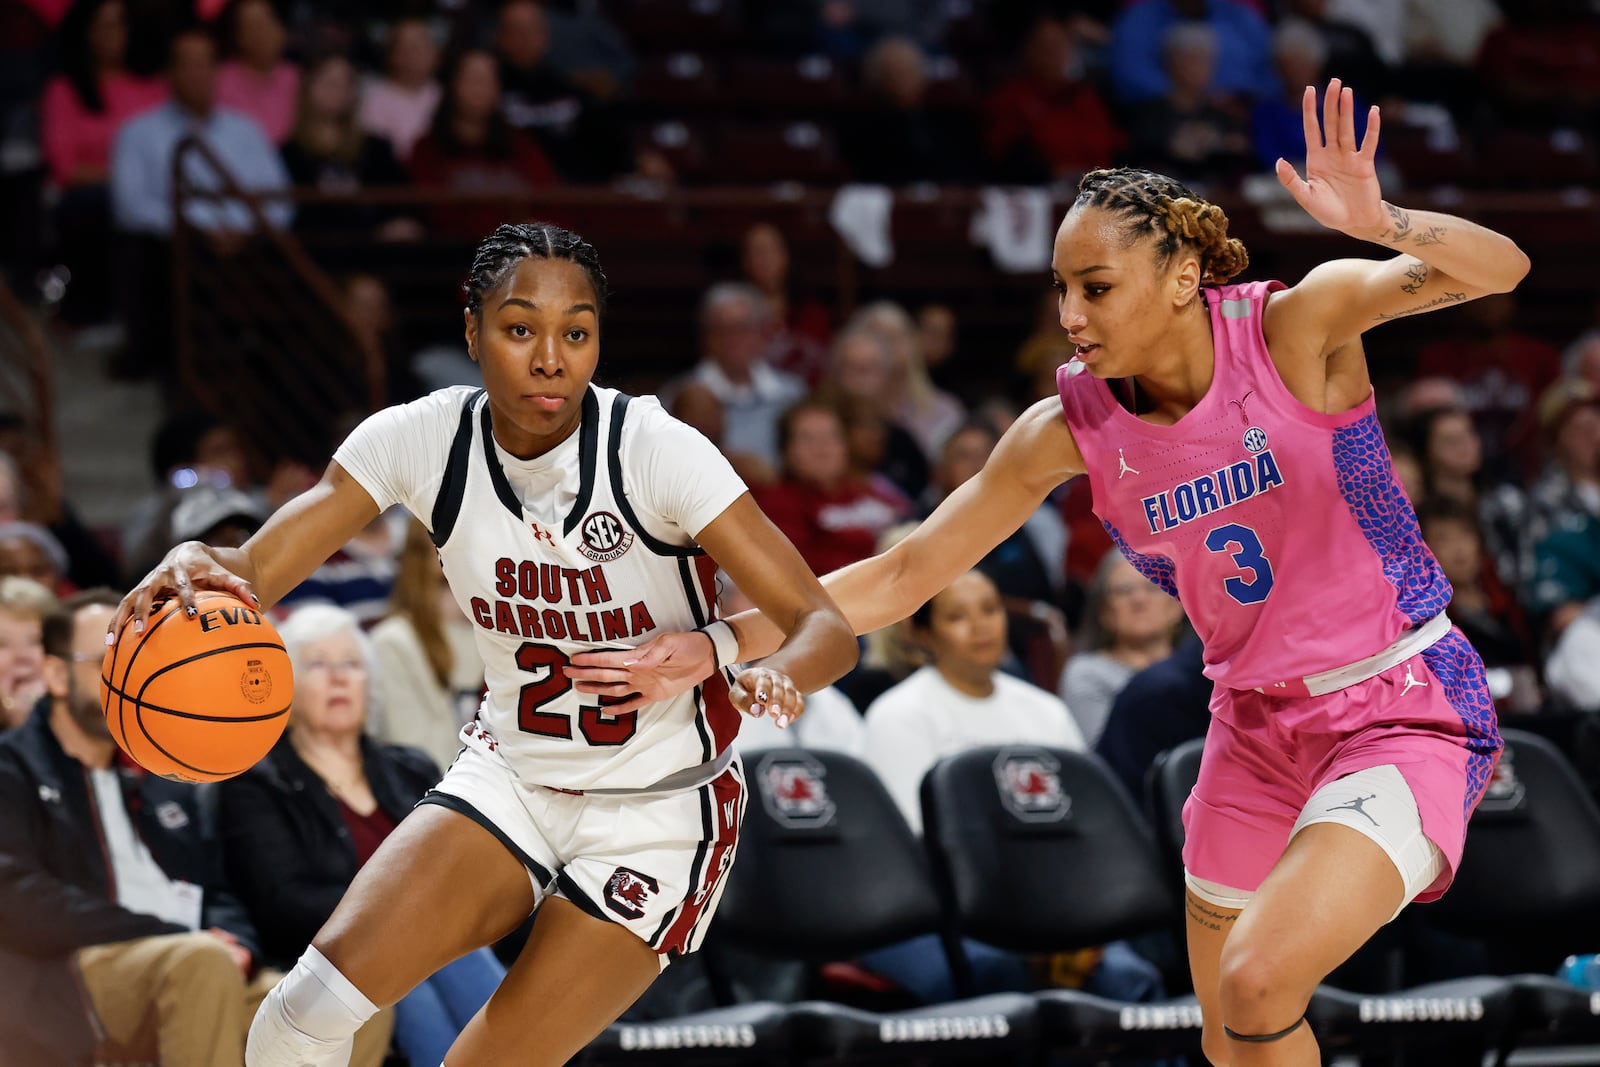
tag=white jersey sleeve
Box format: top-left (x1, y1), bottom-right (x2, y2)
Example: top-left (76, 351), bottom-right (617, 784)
top-left (332, 387), bottom-right (476, 522)
top-left (620, 396), bottom-right (749, 543)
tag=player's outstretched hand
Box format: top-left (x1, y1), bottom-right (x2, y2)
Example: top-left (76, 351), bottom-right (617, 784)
top-left (110, 541), bottom-right (260, 646)
top-left (731, 666), bottom-right (803, 728)
top-left (567, 631), bottom-right (716, 715)
top-left (1275, 77), bottom-right (1384, 238)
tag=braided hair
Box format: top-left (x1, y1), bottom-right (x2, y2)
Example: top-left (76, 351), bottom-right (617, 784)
top-left (463, 222), bottom-right (610, 321)
top-left (1072, 168), bottom-right (1249, 285)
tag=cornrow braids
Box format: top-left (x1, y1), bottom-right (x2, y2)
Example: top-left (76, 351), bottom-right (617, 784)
top-left (1072, 167), bottom-right (1250, 285)
top-left (462, 222), bottom-right (610, 320)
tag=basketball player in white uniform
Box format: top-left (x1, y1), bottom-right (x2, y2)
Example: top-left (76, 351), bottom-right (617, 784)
top-left (111, 222), bottom-right (858, 1066)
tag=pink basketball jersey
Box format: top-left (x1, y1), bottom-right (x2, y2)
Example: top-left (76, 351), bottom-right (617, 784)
top-left (1057, 280), bottom-right (1451, 693)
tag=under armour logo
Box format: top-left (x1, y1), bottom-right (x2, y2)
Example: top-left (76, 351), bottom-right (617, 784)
top-left (1228, 390), bottom-right (1255, 426)
top-left (1117, 449), bottom-right (1140, 479)
top-left (1327, 793), bottom-right (1380, 827)
top-left (1400, 663), bottom-right (1429, 696)
top-left (529, 522), bottom-right (556, 547)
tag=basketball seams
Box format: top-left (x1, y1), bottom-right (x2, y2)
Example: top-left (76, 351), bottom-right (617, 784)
top-left (107, 597), bottom-right (188, 755)
top-left (100, 677), bottom-right (289, 723)
top-left (132, 697), bottom-right (261, 780)
top-left (101, 591), bottom-right (293, 783)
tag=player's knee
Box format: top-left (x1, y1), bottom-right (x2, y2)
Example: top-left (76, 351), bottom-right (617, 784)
top-left (1216, 940), bottom-right (1305, 1028)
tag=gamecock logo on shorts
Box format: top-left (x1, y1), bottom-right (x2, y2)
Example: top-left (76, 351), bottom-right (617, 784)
top-left (578, 511), bottom-right (635, 562)
top-left (757, 752), bottom-right (836, 829)
top-left (603, 866), bottom-right (660, 919)
top-left (993, 748), bottom-right (1072, 823)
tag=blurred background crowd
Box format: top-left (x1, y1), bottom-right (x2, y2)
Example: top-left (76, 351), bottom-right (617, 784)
top-left (1, 0), bottom-right (1600, 1062)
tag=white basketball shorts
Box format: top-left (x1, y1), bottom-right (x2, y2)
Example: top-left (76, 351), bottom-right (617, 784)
top-left (421, 722), bottom-right (746, 967)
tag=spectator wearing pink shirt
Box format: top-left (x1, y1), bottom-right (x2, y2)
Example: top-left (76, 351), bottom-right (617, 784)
top-left (41, 0), bottom-right (166, 324)
top-left (41, 0), bottom-right (166, 189)
top-left (359, 17), bottom-right (441, 163)
top-left (214, 0), bottom-right (298, 144)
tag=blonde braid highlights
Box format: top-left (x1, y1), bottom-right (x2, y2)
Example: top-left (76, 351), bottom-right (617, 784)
top-left (1072, 168), bottom-right (1249, 285)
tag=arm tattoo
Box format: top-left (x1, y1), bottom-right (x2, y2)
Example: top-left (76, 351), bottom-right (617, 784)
top-left (1401, 260), bottom-right (1429, 295)
top-left (1185, 895), bottom-right (1239, 933)
top-left (1383, 203), bottom-right (1412, 244)
top-left (1376, 291), bottom-right (1467, 321)
top-left (1413, 226), bottom-right (1447, 246)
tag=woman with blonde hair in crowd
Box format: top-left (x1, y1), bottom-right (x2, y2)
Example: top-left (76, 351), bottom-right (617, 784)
top-left (369, 520), bottom-right (485, 771)
top-left (1060, 548), bottom-right (1187, 746)
top-left (849, 301), bottom-right (967, 461)
top-left (0, 576), bottom-right (57, 729)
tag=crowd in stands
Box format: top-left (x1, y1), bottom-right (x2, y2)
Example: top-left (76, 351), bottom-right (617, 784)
top-left (2, 0), bottom-right (1600, 1061)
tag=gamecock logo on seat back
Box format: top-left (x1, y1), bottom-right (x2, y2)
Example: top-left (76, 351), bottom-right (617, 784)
top-left (993, 748), bottom-right (1072, 823)
top-left (756, 752), bottom-right (837, 829)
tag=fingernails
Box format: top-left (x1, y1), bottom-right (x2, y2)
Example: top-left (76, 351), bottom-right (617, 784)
top-left (185, 606), bottom-right (197, 618)
top-left (133, 619), bottom-right (144, 634)
top-left (756, 690), bottom-right (768, 703)
top-left (776, 714), bottom-right (791, 729)
top-left (751, 703), bottom-right (766, 717)
top-left (104, 631), bottom-right (115, 646)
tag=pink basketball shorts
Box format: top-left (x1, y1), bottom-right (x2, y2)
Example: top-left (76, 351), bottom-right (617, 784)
top-left (1181, 628), bottom-right (1503, 903)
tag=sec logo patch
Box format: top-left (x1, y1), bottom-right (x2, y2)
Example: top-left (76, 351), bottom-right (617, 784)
top-left (578, 511), bottom-right (634, 562)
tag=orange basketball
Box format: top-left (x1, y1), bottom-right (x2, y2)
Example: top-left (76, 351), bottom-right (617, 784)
top-left (100, 590), bottom-right (293, 783)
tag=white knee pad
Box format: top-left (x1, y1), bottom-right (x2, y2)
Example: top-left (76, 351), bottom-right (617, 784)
top-left (246, 946), bottom-right (378, 1067)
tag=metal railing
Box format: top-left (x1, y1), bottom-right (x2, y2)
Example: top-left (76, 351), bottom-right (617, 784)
top-left (171, 135), bottom-right (385, 462)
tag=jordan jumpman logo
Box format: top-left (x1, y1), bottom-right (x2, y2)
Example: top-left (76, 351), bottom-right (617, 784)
top-left (1228, 390), bottom-right (1255, 426)
top-left (1327, 793), bottom-right (1380, 827)
top-left (1117, 449), bottom-right (1140, 479)
top-left (1400, 663), bottom-right (1429, 696)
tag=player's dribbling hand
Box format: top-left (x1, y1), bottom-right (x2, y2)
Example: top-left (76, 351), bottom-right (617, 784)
top-left (110, 541), bottom-right (261, 645)
top-left (731, 667), bottom-right (803, 728)
top-left (566, 631), bottom-right (717, 714)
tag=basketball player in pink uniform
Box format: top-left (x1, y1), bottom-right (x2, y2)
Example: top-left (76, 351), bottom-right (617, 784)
top-left (110, 223), bottom-right (858, 1066)
top-left (569, 80), bottom-right (1529, 1066)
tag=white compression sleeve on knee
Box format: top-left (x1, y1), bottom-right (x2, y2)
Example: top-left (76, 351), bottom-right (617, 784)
top-left (246, 947), bottom-right (378, 1067)
top-left (287, 947), bottom-right (378, 1036)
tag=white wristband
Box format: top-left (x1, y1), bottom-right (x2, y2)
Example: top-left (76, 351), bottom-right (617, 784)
top-left (697, 619), bottom-right (742, 671)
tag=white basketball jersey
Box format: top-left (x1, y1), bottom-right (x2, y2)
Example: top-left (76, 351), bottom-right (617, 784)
top-left (334, 385), bottom-right (748, 791)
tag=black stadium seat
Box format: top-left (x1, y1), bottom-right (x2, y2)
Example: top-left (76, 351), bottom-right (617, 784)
top-left (1426, 729), bottom-right (1600, 1055)
top-left (1145, 735), bottom-right (1204, 886)
top-left (586, 749), bottom-right (1037, 1065)
top-left (918, 745), bottom-right (1206, 1061)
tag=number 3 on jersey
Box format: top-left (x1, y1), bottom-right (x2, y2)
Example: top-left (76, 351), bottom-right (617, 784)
top-left (514, 642), bottom-right (637, 745)
top-left (1204, 523), bottom-right (1275, 605)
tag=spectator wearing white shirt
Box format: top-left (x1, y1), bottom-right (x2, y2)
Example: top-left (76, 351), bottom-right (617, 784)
top-left (863, 567), bottom-right (1085, 837)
